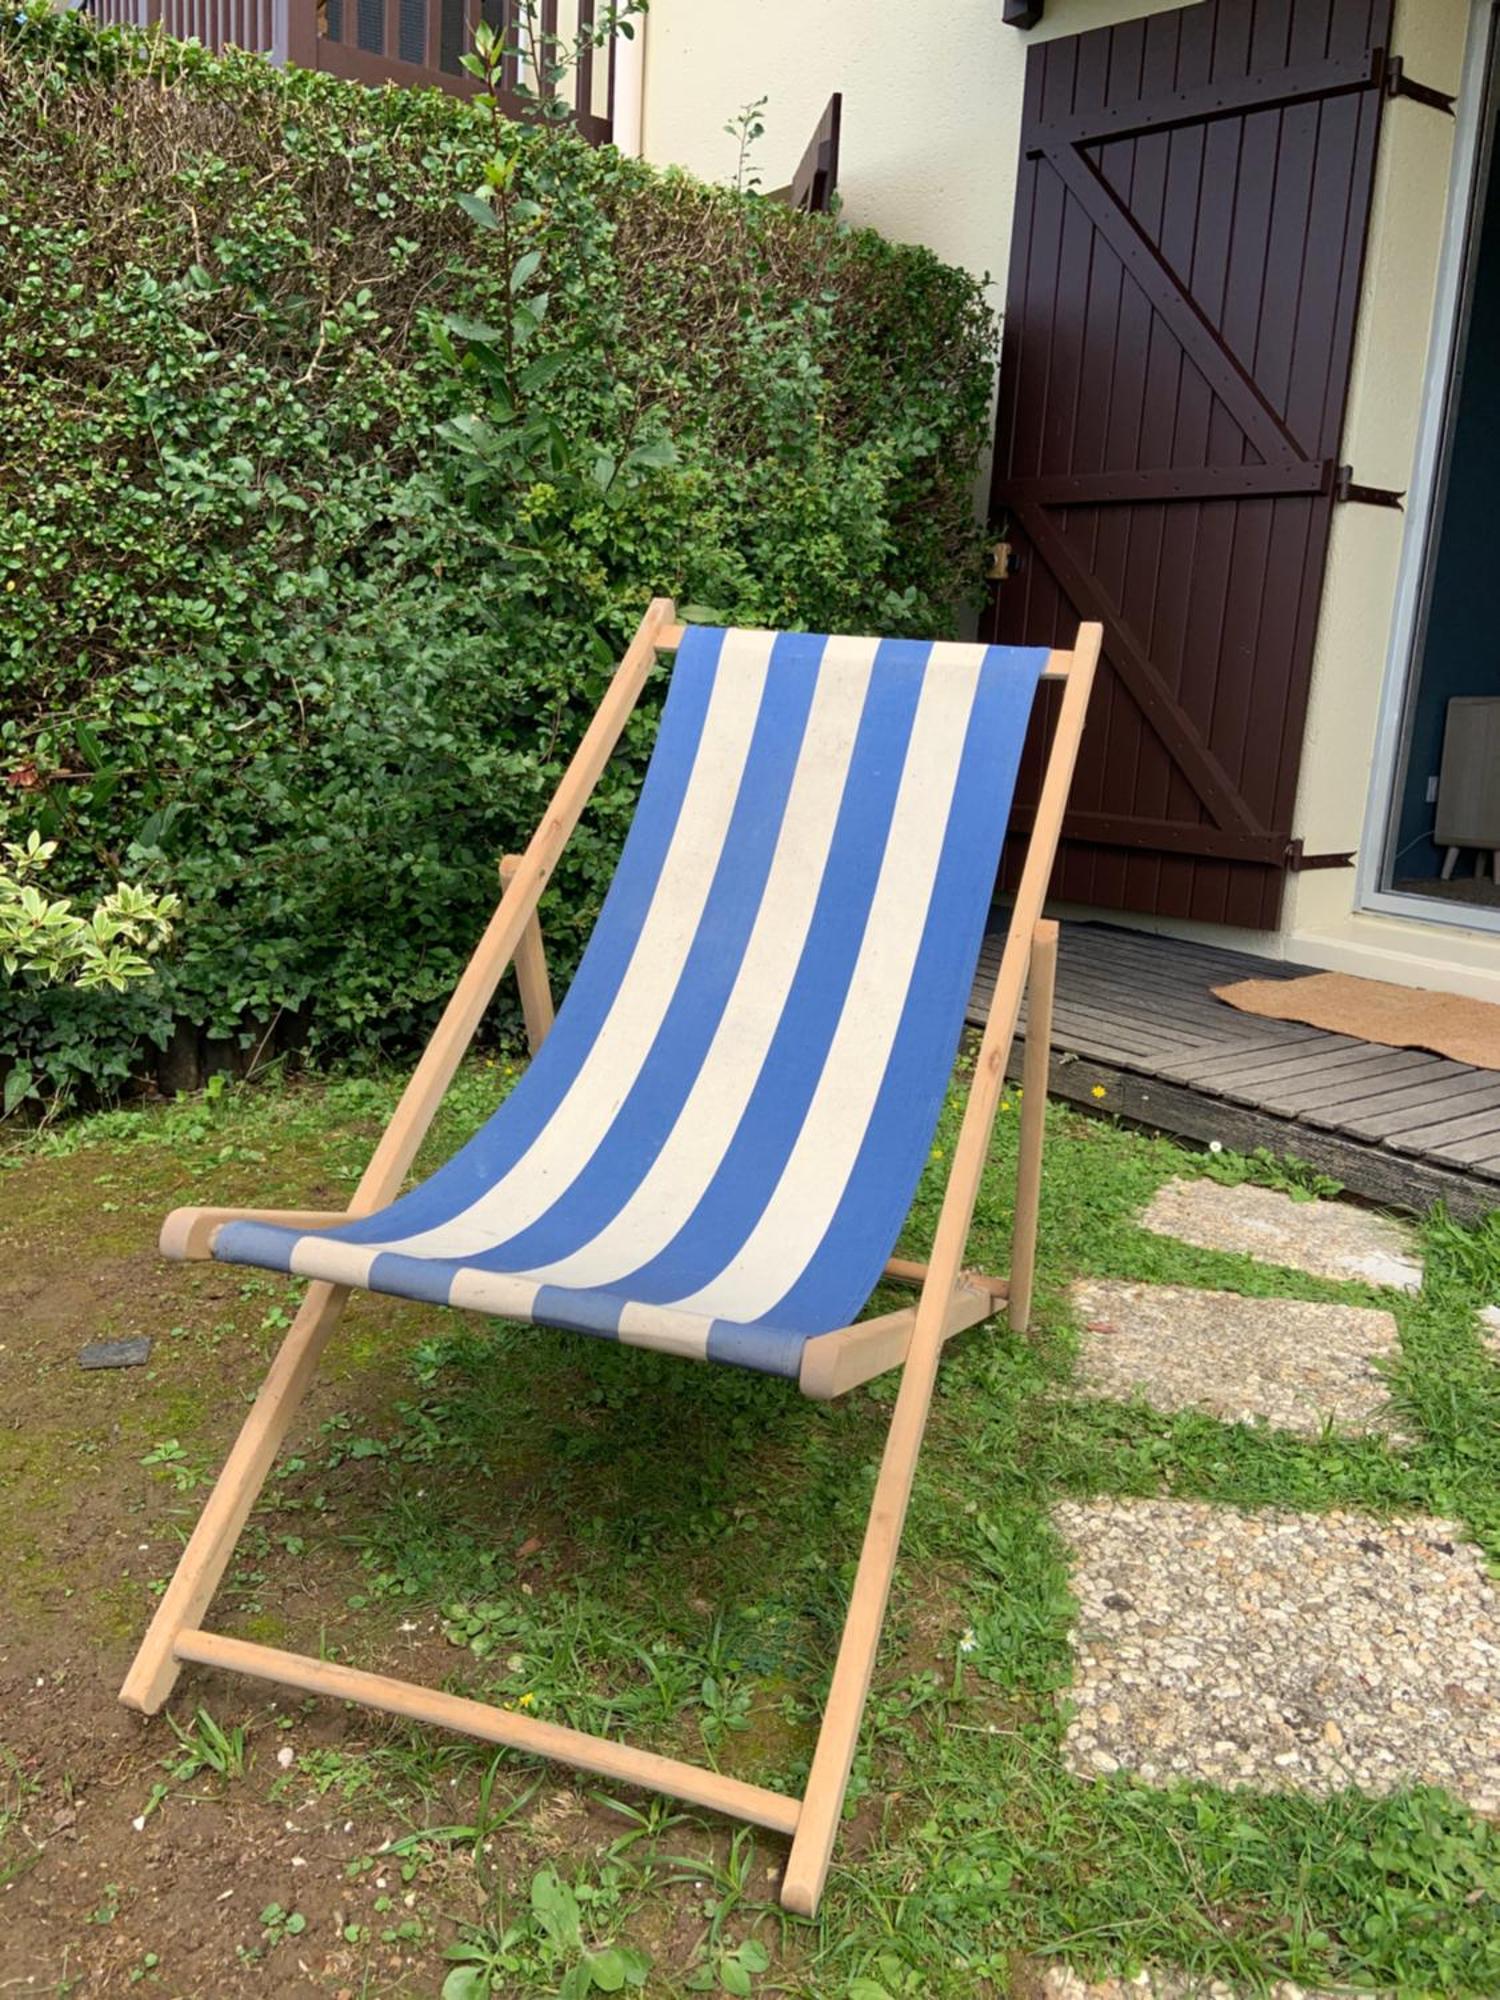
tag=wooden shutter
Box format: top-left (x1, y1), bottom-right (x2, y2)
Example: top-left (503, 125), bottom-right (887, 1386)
top-left (788, 94), bottom-right (843, 214)
top-left (988, 0), bottom-right (1394, 926)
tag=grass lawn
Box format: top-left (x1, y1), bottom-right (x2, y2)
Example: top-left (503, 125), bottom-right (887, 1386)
top-left (2, 1058), bottom-right (1499, 1997)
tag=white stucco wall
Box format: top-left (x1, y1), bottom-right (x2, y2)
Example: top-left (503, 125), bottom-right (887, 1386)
top-left (637, 0), bottom-right (1500, 1001)
top-left (638, 0), bottom-right (1201, 308)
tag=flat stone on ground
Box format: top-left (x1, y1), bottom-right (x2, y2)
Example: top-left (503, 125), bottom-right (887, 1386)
top-left (1055, 1498), bottom-right (1500, 1810)
top-left (1481, 1305), bottom-right (1500, 1359)
top-left (1140, 1179), bottom-right (1422, 1292)
top-left (1036, 1970), bottom-right (1383, 2000)
top-left (1071, 1279), bottom-right (1401, 1437)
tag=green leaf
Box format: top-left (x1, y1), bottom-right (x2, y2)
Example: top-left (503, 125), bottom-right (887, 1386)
top-left (738, 1940), bottom-right (770, 1973)
top-left (846, 1982), bottom-right (895, 2000)
top-left (443, 313), bottom-right (506, 344)
top-left (457, 191), bottom-right (501, 230)
top-left (519, 352), bottom-right (567, 393)
top-left (721, 1959), bottom-right (752, 1998)
top-left (530, 1868), bottom-right (582, 1953)
top-left (441, 1969), bottom-right (490, 2000)
top-left (625, 435), bottom-right (677, 471)
top-left (510, 248), bottom-right (542, 293)
top-left (3, 1067), bottom-right (36, 1117)
top-left (586, 1947), bottom-right (627, 1992)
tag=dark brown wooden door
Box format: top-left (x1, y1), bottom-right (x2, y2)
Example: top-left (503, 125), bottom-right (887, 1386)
top-left (988, 0), bottom-right (1394, 926)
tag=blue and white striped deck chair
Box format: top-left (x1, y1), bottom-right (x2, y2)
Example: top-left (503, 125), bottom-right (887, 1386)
top-left (130, 600), bottom-right (1100, 1917)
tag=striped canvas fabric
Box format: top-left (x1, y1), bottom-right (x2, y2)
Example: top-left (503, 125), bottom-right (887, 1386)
top-left (215, 627), bottom-right (1047, 1378)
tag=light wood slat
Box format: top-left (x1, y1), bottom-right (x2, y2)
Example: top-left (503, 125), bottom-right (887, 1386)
top-left (1255, 1053), bottom-right (1456, 1118)
top-left (1159, 1038), bottom-right (1380, 1089)
top-left (1061, 934), bottom-right (1300, 993)
top-left (173, 1631), bottom-right (802, 1834)
top-left (1062, 925), bottom-right (1313, 983)
top-left (1262, 1050), bottom-right (1446, 1116)
top-left (1324, 1059), bottom-right (1488, 1117)
top-left (1044, 963), bottom-right (1249, 1036)
top-left (1163, 1035), bottom-right (1372, 1087)
top-left (1037, 961), bottom-right (1254, 1040)
top-left (1418, 1128), bottom-right (1500, 1168)
top-left (1346, 1072), bottom-right (1500, 1137)
top-left (1388, 1103), bottom-right (1500, 1153)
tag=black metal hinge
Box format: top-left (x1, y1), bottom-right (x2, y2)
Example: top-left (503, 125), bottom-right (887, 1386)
top-left (1381, 54), bottom-right (1457, 115)
top-left (1334, 465), bottom-right (1405, 509)
top-left (1285, 840), bottom-right (1357, 873)
top-left (1003, 0), bottom-right (1044, 26)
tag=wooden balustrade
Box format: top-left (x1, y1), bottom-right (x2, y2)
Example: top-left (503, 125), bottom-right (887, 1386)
top-left (85, 0), bottom-right (616, 139)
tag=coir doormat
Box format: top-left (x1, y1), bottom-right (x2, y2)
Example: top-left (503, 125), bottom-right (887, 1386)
top-left (1212, 971), bottom-right (1500, 1072)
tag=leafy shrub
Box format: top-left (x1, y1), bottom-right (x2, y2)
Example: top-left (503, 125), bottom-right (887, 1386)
top-left (0, 7), bottom-right (995, 1103)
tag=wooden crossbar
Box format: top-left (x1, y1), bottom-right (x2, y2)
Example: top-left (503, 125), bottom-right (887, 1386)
top-left (125, 602), bottom-right (1102, 1920)
top-left (172, 1630), bottom-right (802, 1835)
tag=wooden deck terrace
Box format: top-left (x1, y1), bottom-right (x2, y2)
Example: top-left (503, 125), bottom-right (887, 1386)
top-left (970, 921), bottom-right (1500, 1221)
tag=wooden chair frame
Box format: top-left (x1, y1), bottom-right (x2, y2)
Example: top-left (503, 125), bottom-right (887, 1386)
top-left (122, 599), bottom-right (1100, 1917)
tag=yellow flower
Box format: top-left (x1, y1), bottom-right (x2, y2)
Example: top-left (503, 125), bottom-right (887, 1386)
top-left (1090, 1084), bottom-right (1107, 1099)
top-left (517, 1691), bottom-right (536, 1708)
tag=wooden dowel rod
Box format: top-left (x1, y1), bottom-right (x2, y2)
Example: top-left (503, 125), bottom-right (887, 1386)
top-left (1010, 918), bottom-right (1059, 1333)
top-left (882, 1254), bottom-right (1009, 1300)
top-left (499, 854), bottom-right (555, 1054)
top-left (172, 1630), bottom-right (802, 1836)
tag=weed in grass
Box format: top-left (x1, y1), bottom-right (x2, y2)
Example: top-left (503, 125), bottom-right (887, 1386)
top-left (258, 1902), bottom-right (306, 1946)
top-left (138, 1439), bottom-right (205, 1493)
top-left (1199, 1143), bottom-right (1345, 1202)
top-left (0, 1748), bottom-right (40, 1892)
top-left (443, 1866), bottom-right (651, 2000)
top-left (163, 1707), bottom-right (248, 1783)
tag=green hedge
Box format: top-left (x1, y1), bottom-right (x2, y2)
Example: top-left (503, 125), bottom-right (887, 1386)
top-left (0, 7), bottom-right (995, 1102)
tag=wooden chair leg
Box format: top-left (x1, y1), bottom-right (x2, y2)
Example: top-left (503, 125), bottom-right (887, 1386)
top-left (499, 855), bottom-right (555, 1054)
top-left (780, 1328), bottom-right (945, 1914)
top-left (119, 1280), bottom-right (350, 1714)
top-left (1009, 918), bottom-right (1058, 1334)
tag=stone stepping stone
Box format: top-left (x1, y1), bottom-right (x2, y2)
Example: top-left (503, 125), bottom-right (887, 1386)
top-left (1071, 1279), bottom-right (1400, 1438)
top-left (1036, 1969), bottom-right (1384, 2000)
top-left (1141, 1179), bottom-right (1422, 1292)
top-left (1481, 1305), bottom-right (1500, 1359)
top-left (1054, 1497), bottom-right (1500, 1811)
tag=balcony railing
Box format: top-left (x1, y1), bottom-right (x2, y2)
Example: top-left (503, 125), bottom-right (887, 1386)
top-left (86, 0), bottom-right (617, 143)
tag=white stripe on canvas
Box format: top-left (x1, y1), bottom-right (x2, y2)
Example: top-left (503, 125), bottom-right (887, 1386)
top-left (288, 1235), bottom-right (382, 1289)
top-left (512, 635), bottom-right (878, 1292)
top-left (664, 642), bottom-right (986, 1324)
top-left (615, 1299), bottom-right (715, 1361)
top-left (447, 1267), bottom-right (544, 1319)
top-left (371, 629), bottom-right (777, 1262)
